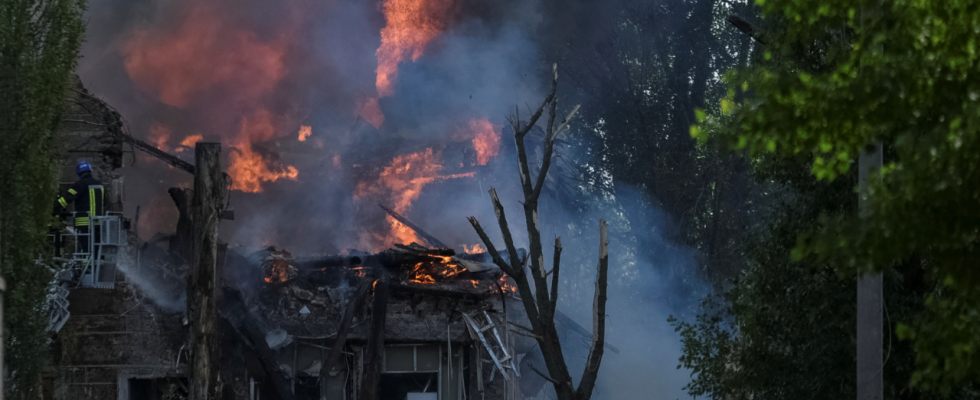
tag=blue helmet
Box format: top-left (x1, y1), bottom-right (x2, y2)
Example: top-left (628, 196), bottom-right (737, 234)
top-left (76, 161), bottom-right (92, 175)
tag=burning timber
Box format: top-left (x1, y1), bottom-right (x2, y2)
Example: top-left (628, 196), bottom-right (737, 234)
top-left (44, 79), bottom-right (607, 400)
top-left (218, 242), bottom-right (533, 400)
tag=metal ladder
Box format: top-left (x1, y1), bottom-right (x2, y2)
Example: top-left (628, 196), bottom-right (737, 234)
top-left (462, 311), bottom-right (520, 381)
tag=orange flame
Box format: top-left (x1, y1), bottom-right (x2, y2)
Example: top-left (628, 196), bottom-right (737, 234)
top-left (123, 5), bottom-right (298, 194)
top-left (461, 244), bottom-right (485, 254)
top-left (348, 266), bottom-right (369, 279)
top-left (180, 134), bottom-right (204, 148)
top-left (408, 254), bottom-right (467, 284)
top-left (353, 148), bottom-right (468, 213)
top-left (298, 125), bottom-right (312, 141)
top-left (468, 118), bottom-right (500, 165)
top-left (388, 217), bottom-right (423, 248)
top-left (495, 274), bottom-right (518, 293)
top-left (355, 148), bottom-right (473, 248)
top-left (264, 259), bottom-right (291, 283)
top-left (375, 0), bottom-right (454, 97)
top-left (228, 110), bottom-right (300, 193)
top-left (231, 145), bottom-right (299, 193)
top-left (149, 124), bottom-right (172, 152)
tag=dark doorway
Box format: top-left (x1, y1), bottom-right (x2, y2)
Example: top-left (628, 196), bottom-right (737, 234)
top-left (129, 379), bottom-right (152, 400)
top-left (379, 372), bottom-right (438, 400)
top-left (128, 377), bottom-right (187, 400)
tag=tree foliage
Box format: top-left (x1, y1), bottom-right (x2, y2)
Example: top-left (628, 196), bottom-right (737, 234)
top-left (692, 0), bottom-right (980, 394)
top-left (671, 150), bottom-right (980, 398)
top-left (551, 0), bottom-right (757, 284)
top-left (0, 0), bottom-right (85, 396)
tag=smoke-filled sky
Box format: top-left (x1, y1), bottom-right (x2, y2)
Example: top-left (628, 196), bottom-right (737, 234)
top-left (78, 0), bottom-right (703, 398)
top-left (79, 0), bottom-right (550, 251)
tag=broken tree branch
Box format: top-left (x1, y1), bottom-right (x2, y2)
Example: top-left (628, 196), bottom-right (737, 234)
top-left (469, 216), bottom-right (540, 327)
top-left (727, 15), bottom-right (767, 44)
top-left (550, 237), bottom-right (561, 312)
top-left (378, 203), bottom-right (449, 249)
top-left (532, 75), bottom-right (560, 204)
top-left (513, 63), bottom-right (559, 198)
top-left (510, 329), bottom-right (543, 340)
top-left (488, 189), bottom-right (525, 278)
top-left (551, 105), bottom-right (581, 140)
top-left (575, 220), bottom-right (609, 399)
top-left (466, 217), bottom-right (513, 276)
top-left (531, 102), bottom-right (580, 204)
top-left (528, 364), bottom-right (561, 385)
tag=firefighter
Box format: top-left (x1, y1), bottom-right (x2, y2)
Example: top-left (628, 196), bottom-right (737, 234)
top-left (54, 161), bottom-right (105, 255)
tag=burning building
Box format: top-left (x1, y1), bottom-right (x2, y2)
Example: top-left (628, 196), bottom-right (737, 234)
top-left (216, 244), bottom-right (533, 400)
top-left (41, 79), bottom-right (587, 400)
top-left (45, 0), bottom-right (625, 395)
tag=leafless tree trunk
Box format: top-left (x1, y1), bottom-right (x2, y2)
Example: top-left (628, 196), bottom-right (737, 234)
top-left (188, 143), bottom-right (228, 400)
top-left (467, 65), bottom-right (608, 400)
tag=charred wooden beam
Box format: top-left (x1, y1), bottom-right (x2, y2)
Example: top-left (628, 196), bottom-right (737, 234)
top-left (219, 288), bottom-right (296, 400)
top-left (379, 203), bottom-right (450, 249)
top-left (727, 15), bottom-right (767, 44)
top-left (118, 132), bottom-right (196, 173)
top-left (360, 278), bottom-right (389, 400)
top-left (320, 281), bottom-right (371, 399)
top-left (294, 255), bottom-right (362, 269)
top-left (296, 249), bottom-right (454, 272)
top-left (389, 281), bottom-right (493, 301)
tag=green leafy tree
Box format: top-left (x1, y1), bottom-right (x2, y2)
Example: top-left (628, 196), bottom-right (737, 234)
top-left (671, 150), bottom-right (980, 399)
top-left (0, 0), bottom-right (85, 397)
top-left (703, 0), bottom-right (980, 393)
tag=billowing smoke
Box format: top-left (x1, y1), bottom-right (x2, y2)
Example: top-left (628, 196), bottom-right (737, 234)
top-left (78, 0), bottom-right (705, 398)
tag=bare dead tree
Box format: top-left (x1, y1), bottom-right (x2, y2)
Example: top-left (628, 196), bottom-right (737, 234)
top-left (467, 64), bottom-right (608, 400)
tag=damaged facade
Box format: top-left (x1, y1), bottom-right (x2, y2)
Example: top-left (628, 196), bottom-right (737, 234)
top-left (216, 245), bottom-right (536, 400)
top-left (43, 81), bottom-right (561, 400)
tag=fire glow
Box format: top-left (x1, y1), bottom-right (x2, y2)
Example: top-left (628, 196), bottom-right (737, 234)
top-left (364, 0), bottom-right (455, 128)
top-left (355, 148), bottom-right (473, 248)
top-left (149, 124), bottom-right (172, 152)
top-left (176, 134), bottom-right (204, 152)
top-left (265, 257), bottom-right (292, 283)
top-left (122, 5), bottom-right (285, 108)
top-left (297, 125), bottom-right (312, 142)
top-left (375, 0), bottom-right (454, 97)
top-left (467, 118), bottom-right (500, 165)
top-left (408, 254), bottom-right (467, 285)
top-left (123, 5), bottom-right (297, 194)
top-left (229, 110), bottom-right (300, 193)
top-left (461, 244), bottom-right (485, 254)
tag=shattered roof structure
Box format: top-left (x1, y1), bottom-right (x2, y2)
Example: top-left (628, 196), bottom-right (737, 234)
top-left (215, 243), bottom-right (535, 400)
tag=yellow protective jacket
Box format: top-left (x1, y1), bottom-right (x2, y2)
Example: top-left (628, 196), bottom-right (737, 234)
top-left (55, 172), bottom-right (104, 226)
